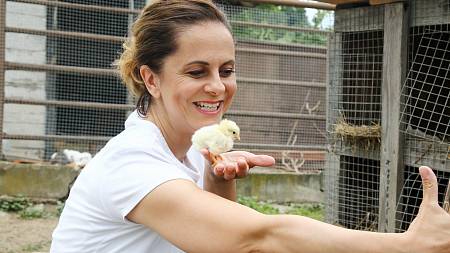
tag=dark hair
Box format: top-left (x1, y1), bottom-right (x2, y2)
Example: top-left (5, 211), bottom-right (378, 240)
top-left (115, 0), bottom-right (232, 117)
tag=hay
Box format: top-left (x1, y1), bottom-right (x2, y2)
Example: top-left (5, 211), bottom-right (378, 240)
top-left (333, 119), bottom-right (381, 153)
top-left (334, 120), bottom-right (381, 140)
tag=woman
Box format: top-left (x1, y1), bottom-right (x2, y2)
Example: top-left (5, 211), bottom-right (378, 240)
top-left (51, 0), bottom-right (450, 252)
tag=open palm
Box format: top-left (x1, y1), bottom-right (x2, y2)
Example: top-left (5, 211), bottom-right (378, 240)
top-left (200, 149), bottom-right (275, 180)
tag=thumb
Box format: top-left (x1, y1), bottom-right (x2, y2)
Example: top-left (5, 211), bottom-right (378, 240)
top-left (199, 149), bottom-right (214, 162)
top-left (199, 148), bottom-right (209, 157)
top-left (419, 166), bottom-right (439, 205)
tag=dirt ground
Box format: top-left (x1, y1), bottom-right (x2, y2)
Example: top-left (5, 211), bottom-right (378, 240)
top-left (0, 207), bottom-right (58, 253)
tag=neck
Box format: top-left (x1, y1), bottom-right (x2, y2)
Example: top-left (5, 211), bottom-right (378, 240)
top-left (146, 106), bottom-right (192, 161)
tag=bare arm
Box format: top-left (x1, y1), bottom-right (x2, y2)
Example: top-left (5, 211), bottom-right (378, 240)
top-left (127, 166), bottom-right (450, 253)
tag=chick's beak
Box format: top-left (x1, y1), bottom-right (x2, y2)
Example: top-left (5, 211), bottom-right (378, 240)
top-left (237, 134), bottom-right (240, 141)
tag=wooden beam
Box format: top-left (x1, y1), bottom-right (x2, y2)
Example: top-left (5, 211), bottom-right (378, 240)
top-left (317, 0), bottom-right (366, 4)
top-left (0, 0), bottom-right (5, 159)
top-left (240, 0), bottom-right (336, 10)
top-left (324, 32), bottom-right (342, 225)
top-left (317, 0), bottom-right (403, 5)
top-left (369, 0), bottom-right (405, 5)
top-left (378, 2), bottom-right (409, 233)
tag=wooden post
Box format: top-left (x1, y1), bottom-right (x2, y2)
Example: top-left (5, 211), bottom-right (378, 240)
top-left (0, 0), bottom-right (6, 158)
top-left (378, 2), bottom-right (408, 232)
top-left (324, 32), bottom-right (342, 224)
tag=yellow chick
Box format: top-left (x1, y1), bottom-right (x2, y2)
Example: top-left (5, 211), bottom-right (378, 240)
top-left (191, 119), bottom-right (240, 164)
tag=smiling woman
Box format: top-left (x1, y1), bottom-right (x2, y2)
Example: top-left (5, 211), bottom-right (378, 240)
top-left (49, 0), bottom-right (450, 253)
top-left (140, 22), bottom-right (237, 139)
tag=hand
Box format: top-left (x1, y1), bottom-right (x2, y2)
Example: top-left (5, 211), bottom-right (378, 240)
top-left (200, 149), bottom-right (275, 180)
top-left (404, 166), bottom-right (450, 253)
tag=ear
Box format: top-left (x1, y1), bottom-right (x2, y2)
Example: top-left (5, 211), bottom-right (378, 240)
top-left (139, 65), bottom-right (161, 99)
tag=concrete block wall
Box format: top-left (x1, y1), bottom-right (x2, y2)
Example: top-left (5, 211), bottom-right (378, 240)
top-left (0, 162), bottom-right (324, 203)
top-left (3, 2), bottom-right (47, 160)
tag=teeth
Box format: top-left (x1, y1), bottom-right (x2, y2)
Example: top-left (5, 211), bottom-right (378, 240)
top-left (195, 102), bottom-right (220, 111)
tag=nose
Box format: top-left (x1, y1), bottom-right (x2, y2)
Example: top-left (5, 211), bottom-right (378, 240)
top-left (204, 72), bottom-right (225, 96)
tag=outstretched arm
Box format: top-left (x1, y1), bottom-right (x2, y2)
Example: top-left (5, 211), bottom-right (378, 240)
top-left (127, 166), bottom-right (450, 253)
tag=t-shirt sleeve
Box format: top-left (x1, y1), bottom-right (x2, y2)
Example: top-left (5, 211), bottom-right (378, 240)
top-left (99, 148), bottom-right (193, 221)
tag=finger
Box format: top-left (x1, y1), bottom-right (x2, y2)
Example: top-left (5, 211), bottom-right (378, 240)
top-left (200, 148), bottom-right (209, 156)
top-left (224, 163), bottom-right (237, 180)
top-left (236, 158), bottom-right (249, 178)
top-left (245, 155), bottom-right (275, 168)
top-left (419, 166), bottom-right (439, 205)
top-left (200, 149), bottom-right (213, 162)
top-left (214, 164), bottom-right (225, 177)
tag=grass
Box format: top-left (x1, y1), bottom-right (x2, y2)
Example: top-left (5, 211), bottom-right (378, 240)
top-left (238, 196), bottom-right (280, 214)
top-left (22, 240), bottom-right (51, 252)
top-left (285, 203), bottom-right (324, 221)
top-left (0, 196), bottom-right (57, 219)
top-left (238, 196), bottom-right (324, 221)
top-left (2, 195), bottom-right (323, 221)
top-left (0, 196), bottom-right (31, 212)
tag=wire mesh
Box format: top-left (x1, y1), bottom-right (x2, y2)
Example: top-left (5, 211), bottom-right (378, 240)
top-left (327, 5), bottom-right (384, 159)
top-left (326, 155), bottom-right (380, 231)
top-left (220, 3), bottom-right (332, 172)
top-left (395, 166), bottom-right (450, 232)
top-left (1, 1), bottom-right (331, 173)
top-left (394, 0), bottom-right (450, 232)
top-left (325, 5), bottom-right (383, 230)
top-left (326, 0), bottom-right (450, 233)
top-left (400, 30), bottom-right (450, 145)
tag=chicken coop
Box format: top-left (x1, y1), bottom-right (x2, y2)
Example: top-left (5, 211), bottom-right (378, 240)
top-left (325, 0), bottom-right (450, 232)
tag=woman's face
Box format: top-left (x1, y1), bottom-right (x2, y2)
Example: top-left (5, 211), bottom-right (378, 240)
top-left (150, 22), bottom-right (236, 135)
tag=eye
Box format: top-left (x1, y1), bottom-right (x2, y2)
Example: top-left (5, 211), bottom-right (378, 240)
top-left (187, 70), bottom-right (206, 78)
top-left (232, 131), bottom-right (236, 134)
top-left (220, 68), bottom-right (235, 78)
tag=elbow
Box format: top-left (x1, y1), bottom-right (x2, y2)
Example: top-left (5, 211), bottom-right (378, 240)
top-left (236, 214), bottom-right (274, 253)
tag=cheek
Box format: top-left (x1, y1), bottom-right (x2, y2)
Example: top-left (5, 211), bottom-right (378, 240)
top-left (226, 81), bottom-right (237, 98)
top-left (222, 81), bottom-right (237, 111)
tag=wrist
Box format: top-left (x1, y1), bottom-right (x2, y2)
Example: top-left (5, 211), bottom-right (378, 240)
top-left (384, 232), bottom-right (410, 253)
top-left (205, 164), bottom-right (235, 184)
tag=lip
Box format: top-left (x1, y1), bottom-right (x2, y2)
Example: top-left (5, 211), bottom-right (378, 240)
top-left (193, 100), bottom-right (223, 115)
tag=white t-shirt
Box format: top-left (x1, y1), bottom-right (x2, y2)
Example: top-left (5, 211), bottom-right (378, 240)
top-left (50, 111), bottom-right (205, 253)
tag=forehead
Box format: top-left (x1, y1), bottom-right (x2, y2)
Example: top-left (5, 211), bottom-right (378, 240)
top-left (168, 22), bottom-right (235, 65)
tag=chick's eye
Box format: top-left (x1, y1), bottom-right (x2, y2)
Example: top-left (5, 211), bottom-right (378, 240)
top-left (232, 131), bottom-right (236, 134)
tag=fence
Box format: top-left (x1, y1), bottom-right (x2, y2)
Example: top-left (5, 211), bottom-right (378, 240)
top-left (0, 0), bottom-right (332, 173)
top-left (326, 0), bottom-right (449, 233)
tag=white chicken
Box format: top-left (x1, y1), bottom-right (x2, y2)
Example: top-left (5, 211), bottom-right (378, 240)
top-left (191, 119), bottom-right (240, 165)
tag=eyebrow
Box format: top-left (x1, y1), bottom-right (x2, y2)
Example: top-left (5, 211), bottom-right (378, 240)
top-left (185, 60), bottom-right (235, 66)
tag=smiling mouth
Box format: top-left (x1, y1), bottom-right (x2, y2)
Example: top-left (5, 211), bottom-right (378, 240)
top-left (193, 101), bottom-right (222, 112)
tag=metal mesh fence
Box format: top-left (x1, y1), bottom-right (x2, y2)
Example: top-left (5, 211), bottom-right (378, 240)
top-left (395, 166), bottom-right (450, 232)
top-left (1, 0), bottom-right (332, 173)
top-left (336, 156), bottom-right (380, 230)
top-left (326, 0), bottom-right (450, 233)
top-left (325, 5), bottom-right (384, 230)
top-left (395, 0), bottom-right (450, 232)
top-left (327, 5), bottom-right (384, 158)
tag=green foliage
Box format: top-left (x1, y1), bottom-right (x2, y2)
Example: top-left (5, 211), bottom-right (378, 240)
top-left (230, 4), bottom-right (331, 46)
top-left (19, 204), bottom-right (46, 219)
top-left (238, 196), bottom-right (324, 221)
top-left (22, 240), bottom-right (51, 252)
top-left (0, 196), bottom-right (32, 212)
top-left (56, 200), bottom-right (65, 216)
top-left (312, 10), bottom-right (329, 29)
top-left (238, 196), bottom-right (280, 214)
top-left (285, 203), bottom-right (324, 221)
